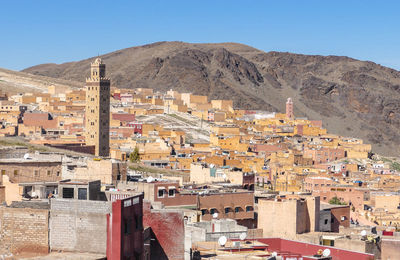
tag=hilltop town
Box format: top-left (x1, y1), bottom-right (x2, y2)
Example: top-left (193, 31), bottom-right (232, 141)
top-left (0, 59), bottom-right (399, 259)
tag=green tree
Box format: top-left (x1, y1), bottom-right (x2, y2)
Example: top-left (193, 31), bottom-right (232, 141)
top-left (329, 196), bottom-right (346, 205)
top-left (129, 147), bottom-right (140, 163)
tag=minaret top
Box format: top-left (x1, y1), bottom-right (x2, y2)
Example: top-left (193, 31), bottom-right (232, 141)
top-left (93, 58), bottom-right (103, 65)
top-left (87, 58), bottom-right (109, 82)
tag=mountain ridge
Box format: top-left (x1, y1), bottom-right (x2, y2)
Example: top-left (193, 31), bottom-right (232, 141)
top-left (21, 41), bottom-right (400, 156)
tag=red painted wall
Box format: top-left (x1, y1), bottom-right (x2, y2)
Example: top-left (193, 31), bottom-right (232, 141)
top-left (257, 238), bottom-right (374, 260)
top-left (143, 201), bottom-right (185, 260)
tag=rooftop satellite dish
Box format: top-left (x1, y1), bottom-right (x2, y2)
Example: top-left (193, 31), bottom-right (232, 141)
top-left (322, 249), bottom-right (331, 257)
top-left (212, 212), bottom-right (218, 219)
top-left (23, 153), bottom-right (30, 160)
top-left (218, 236), bottom-right (227, 246)
top-left (271, 252), bottom-right (278, 257)
top-left (239, 233), bottom-right (247, 240)
top-left (361, 230), bottom-right (367, 236)
top-left (147, 176), bottom-right (154, 183)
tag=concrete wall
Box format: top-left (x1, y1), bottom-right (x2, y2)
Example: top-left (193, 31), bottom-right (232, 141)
top-left (0, 207), bottom-right (49, 254)
top-left (67, 159), bottom-right (126, 185)
top-left (320, 209), bottom-right (331, 232)
top-left (185, 225), bottom-right (206, 260)
top-left (381, 238), bottom-right (400, 260)
top-left (258, 197), bottom-right (319, 239)
top-left (49, 199), bottom-right (111, 254)
top-left (1, 175), bottom-right (22, 205)
top-left (258, 199), bottom-right (298, 239)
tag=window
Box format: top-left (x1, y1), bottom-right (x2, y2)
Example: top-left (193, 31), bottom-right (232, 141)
top-left (56, 171), bottom-right (60, 177)
top-left (34, 170), bottom-right (39, 177)
top-left (78, 188), bottom-right (87, 200)
top-left (124, 219), bottom-right (132, 235)
top-left (210, 208), bottom-right (218, 215)
top-left (47, 170), bottom-right (51, 176)
top-left (62, 188), bottom-right (74, 199)
top-left (225, 207), bottom-right (232, 214)
top-left (135, 215), bottom-right (143, 230)
top-left (235, 207), bottom-right (242, 213)
top-left (324, 219), bottom-right (328, 225)
top-left (168, 189), bottom-right (175, 197)
top-left (341, 216), bottom-right (347, 221)
top-left (158, 188), bottom-right (165, 198)
top-left (201, 209), bottom-right (208, 216)
top-left (1, 170), bottom-right (5, 175)
top-left (14, 170), bottom-right (18, 176)
top-left (246, 206), bottom-right (253, 212)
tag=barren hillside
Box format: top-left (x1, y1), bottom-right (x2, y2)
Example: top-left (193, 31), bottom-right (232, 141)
top-left (23, 41), bottom-right (400, 156)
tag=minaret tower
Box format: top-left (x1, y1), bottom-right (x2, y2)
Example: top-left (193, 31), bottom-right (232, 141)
top-left (85, 58), bottom-right (110, 157)
top-left (286, 97), bottom-right (294, 120)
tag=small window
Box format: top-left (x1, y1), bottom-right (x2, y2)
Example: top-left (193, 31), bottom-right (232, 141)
top-left (168, 189), bottom-right (175, 197)
top-left (201, 209), bottom-right (208, 216)
top-left (1, 170), bottom-right (5, 175)
top-left (158, 189), bottom-right (165, 198)
top-left (246, 206), bottom-right (253, 212)
top-left (34, 170), bottom-right (39, 177)
top-left (324, 219), bottom-right (328, 225)
top-left (235, 207), bottom-right (242, 213)
top-left (210, 208), bottom-right (218, 215)
top-left (78, 188), bottom-right (87, 200)
top-left (47, 170), bottom-right (51, 176)
top-left (56, 171), bottom-right (60, 177)
top-left (225, 207), bottom-right (232, 214)
top-left (63, 187), bottom-right (74, 199)
top-left (14, 170), bottom-right (18, 176)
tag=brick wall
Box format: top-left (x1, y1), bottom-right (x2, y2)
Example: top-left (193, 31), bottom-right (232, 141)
top-left (49, 199), bottom-right (111, 254)
top-left (0, 207), bottom-right (49, 254)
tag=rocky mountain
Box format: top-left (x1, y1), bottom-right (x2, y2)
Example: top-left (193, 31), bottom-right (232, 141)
top-left (22, 41), bottom-right (400, 156)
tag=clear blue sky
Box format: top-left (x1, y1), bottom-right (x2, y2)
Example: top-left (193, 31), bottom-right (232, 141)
top-left (1, 0), bottom-right (399, 71)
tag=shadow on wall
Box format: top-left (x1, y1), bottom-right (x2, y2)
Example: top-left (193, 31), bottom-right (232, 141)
top-left (149, 228), bottom-right (168, 260)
